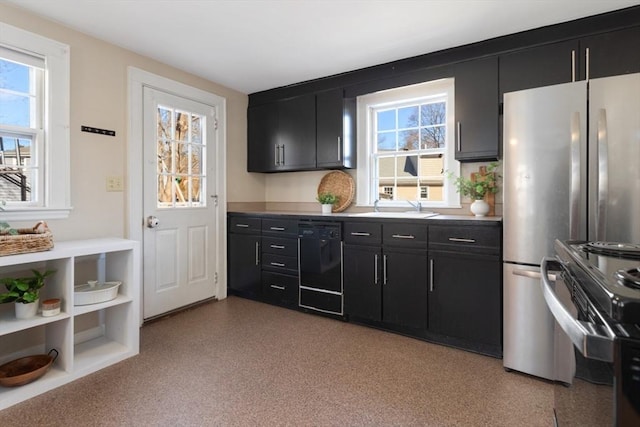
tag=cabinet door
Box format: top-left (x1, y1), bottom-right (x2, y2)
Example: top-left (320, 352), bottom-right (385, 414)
top-left (428, 250), bottom-right (501, 348)
top-left (247, 103), bottom-right (278, 172)
top-left (580, 27), bottom-right (640, 80)
top-left (343, 245), bottom-right (382, 322)
top-left (228, 233), bottom-right (261, 299)
top-left (454, 57), bottom-right (499, 161)
top-left (499, 39), bottom-right (579, 97)
top-left (383, 247), bottom-right (428, 330)
top-left (278, 94), bottom-right (316, 170)
top-left (317, 88), bottom-right (355, 168)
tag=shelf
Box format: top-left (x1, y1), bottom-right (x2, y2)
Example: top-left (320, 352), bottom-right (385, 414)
top-left (73, 295), bottom-right (132, 316)
top-left (74, 335), bottom-right (131, 375)
top-left (0, 311), bottom-right (71, 337)
top-left (0, 366), bottom-right (68, 409)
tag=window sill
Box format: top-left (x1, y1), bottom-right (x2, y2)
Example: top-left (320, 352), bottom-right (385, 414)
top-left (0, 207), bottom-right (72, 222)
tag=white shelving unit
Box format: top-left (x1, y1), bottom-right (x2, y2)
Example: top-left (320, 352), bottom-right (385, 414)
top-left (0, 238), bottom-right (140, 410)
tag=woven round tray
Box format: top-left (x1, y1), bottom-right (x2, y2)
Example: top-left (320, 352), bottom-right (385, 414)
top-left (317, 171), bottom-right (355, 212)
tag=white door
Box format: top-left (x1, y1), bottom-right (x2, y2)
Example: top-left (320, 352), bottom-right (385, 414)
top-left (142, 86), bottom-right (218, 319)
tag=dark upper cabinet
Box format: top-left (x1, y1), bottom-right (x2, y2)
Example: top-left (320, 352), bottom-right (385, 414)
top-left (579, 26), bottom-right (640, 80)
top-left (276, 94), bottom-right (316, 171)
top-left (454, 57), bottom-right (500, 161)
top-left (247, 103), bottom-right (278, 172)
top-left (316, 88), bottom-right (356, 169)
top-left (499, 39), bottom-right (579, 98)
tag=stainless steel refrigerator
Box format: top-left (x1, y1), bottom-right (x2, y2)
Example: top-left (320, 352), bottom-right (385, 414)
top-left (502, 73), bottom-right (640, 380)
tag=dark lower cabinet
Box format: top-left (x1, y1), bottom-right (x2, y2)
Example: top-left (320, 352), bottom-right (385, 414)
top-left (382, 247), bottom-right (428, 330)
top-left (227, 233), bottom-right (261, 299)
top-left (262, 271), bottom-right (298, 308)
top-left (344, 245), bottom-right (428, 331)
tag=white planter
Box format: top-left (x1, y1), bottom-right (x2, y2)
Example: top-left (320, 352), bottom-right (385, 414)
top-left (15, 300), bottom-right (39, 319)
top-left (470, 199), bottom-right (490, 217)
top-left (321, 204), bottom-right (333, 214)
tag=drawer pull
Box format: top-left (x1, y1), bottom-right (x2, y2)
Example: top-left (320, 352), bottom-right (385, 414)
top-left (350, 232), bottom-right (371, 236)
top-left (255, 242), bottom-right (260, 265)
top-left (235, 223), bottom-right (250, 228)
top-left (270, 262), bottom-right (286, 267)
top-left (448, 237), bottom-right (476, 243)
top-left (270, 284), bottom-right (286, 290)
top-left (270, 226), bottom-right (286, 231)
top-left (270, 244), bottom-right (286, 249)
top-left (392, 234), bottom-right (415, 239)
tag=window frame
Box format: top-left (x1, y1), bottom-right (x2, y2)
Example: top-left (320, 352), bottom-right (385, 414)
top-left (356, 78), bottom-right (460, 209)
top-left (0, 22), bottom-right (70, 221)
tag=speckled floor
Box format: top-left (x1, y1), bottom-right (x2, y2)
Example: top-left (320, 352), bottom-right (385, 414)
top-left (0, 296), bottom-right (553, 426)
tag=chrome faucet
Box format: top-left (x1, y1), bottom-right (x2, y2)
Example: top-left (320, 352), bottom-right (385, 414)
top-left (406, 200), bottom-right (422, 212)
top-left (373, 199), bottom-right (380, 212)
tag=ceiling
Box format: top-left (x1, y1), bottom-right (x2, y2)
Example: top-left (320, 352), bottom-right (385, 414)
top-left (5, 0), bottom-right (640, 94)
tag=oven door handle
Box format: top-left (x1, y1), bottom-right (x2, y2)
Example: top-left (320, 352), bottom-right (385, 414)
top-left (540, 257), bottom-right (614, 363)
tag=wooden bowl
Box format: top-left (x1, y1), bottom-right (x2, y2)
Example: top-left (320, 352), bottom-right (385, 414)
top-left (0, 349), bottom-right (58, 387)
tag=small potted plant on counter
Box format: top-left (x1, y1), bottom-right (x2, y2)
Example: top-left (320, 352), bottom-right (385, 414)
top-left (317, 192), bottom-right (339, 214)
top-left (0, 269), bottom-right (56, 319)
top-left (448, 162), bottom-right (500, 216)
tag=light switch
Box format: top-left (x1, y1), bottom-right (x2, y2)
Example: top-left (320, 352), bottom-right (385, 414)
top-left (106, 176), bottom-right (123, 192)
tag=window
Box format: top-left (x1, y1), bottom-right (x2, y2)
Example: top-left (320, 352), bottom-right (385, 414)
top-left (356, 79), bottom-right (460, 208)
top-left (0, 23), bottom-right (70, 220)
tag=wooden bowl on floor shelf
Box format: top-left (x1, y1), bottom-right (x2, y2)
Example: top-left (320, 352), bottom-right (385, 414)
top-left (0, 349), bottom-right (58, 387)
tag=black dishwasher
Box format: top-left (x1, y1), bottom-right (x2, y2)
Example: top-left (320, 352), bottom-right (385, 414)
top-left (298, 222), bottom-right (343, 316)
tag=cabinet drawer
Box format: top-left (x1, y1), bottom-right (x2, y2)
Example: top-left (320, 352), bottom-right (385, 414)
top-left (429, 225), bottom-right (500, 251)
top-left (229, 216), bottom-right (261, 234)
top-left (344, 222), bottom-right (382, 245)
top-left (382, 223), bottom-right (427, 247)
top-left (262, 253), bottom-right (298, 273)
top-left (262, 237), bottom-right (297, 257)
top-left (262, 218), bottom-right (298, 236)
top-left (262, 271), bottom-right (298, 307)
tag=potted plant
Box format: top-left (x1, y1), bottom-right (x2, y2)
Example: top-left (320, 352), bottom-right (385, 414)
top-left (448, 162), bottom-right (500, 216)
top-left (317, 192), bottom-right (339, 214)
top-left (0, 269), bottom-right (56, 319)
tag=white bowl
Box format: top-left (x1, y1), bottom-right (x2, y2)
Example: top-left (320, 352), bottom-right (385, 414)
top-left (74, 281), bottom-right (122, 306)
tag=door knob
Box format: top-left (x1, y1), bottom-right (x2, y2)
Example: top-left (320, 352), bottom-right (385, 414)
top-left (146, 216), bottom-right (159, 228)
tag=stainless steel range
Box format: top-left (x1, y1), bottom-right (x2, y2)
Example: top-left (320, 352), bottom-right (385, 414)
top-left (542, 239), bottom-right (640, 426)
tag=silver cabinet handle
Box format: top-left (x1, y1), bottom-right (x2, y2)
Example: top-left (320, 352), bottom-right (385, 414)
top-left (540, 257), bottom-right (613, 362)
top-left (337, 136), bottom-right (342, 161)
top-left (270, 244), bottom-right (285, 249)
top-left (456, 121), bottom-right (462, 152)
top-left (255, 241), bottom-right (260, 266)
top-left (235, 223), bottom-right (249, 228)
top-left (585, 47), bottom-right (590, 81)
top-left (571, 49), bottom-right (576, 82)
top-left (274, 144), bottom-right (279, 166)
top-left (270, 227), bottom-right (285, 231)
top-left (569, 111), bottom-right (581, 240)
top-left (448, 237), bottom-right (475, 243)
top-left (374, 253), bottom-right (379, 285)
top-left (429, 258), bottom-right (434, 292)
top-left (596, 108), bottom-right (608, 241)
top-left (383, 254), bottom-right (387, 285)
top-left (392, 234), bottom-right (415, 239)
top-left (270, 284), bottom-right (286, 290)
top-left (350, 232), bottom-right (371, 236)
top-left (270, 262), bottom-right (285, 267)
top-left (280, 144), bottom-right (285, 165)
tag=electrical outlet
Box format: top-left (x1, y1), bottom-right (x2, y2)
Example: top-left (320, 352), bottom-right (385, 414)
top-left (106, 176), bottom-right (123, 192)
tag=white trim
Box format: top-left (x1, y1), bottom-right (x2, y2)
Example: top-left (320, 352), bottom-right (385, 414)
top-left (127, 67), bottom-right (227, 309)
top-left (0, 22), bottom-right (71, 217)
top-left (356, 78), bottom-right (460, 208)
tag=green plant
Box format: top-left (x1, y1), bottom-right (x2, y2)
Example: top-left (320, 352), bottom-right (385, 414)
top-left (0, 200), bottom-right (17, 235)
top-left (0, 269), bottom-right (56, 304)
top-left (448, 162), bottom-right (501, 200)
top-left (316, 192), bottom-right (339, 205)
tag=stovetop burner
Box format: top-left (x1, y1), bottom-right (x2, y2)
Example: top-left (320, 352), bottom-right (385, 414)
top-left (581, 241), bottom-right (640, 259)
top-left (616, 268), bottom-right (640, 289)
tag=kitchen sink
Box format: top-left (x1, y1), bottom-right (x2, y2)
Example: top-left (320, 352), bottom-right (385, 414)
top-left (348, 211), bottom-right (439, 219)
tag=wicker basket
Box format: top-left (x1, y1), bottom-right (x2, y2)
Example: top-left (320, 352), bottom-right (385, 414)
top-left (0, 221), bottom-right (54, 256)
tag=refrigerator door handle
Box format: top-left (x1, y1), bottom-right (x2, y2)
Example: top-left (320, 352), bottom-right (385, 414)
top-left (512, 267), bottom-right (556, 282)
top-left (597, 109), bottom-right (608, 241)
top-left (569, 112), bottom-right (581, 240)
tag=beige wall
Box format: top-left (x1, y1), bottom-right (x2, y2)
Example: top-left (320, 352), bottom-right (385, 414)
top-left (1, 3), bottom-right (265, 241)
